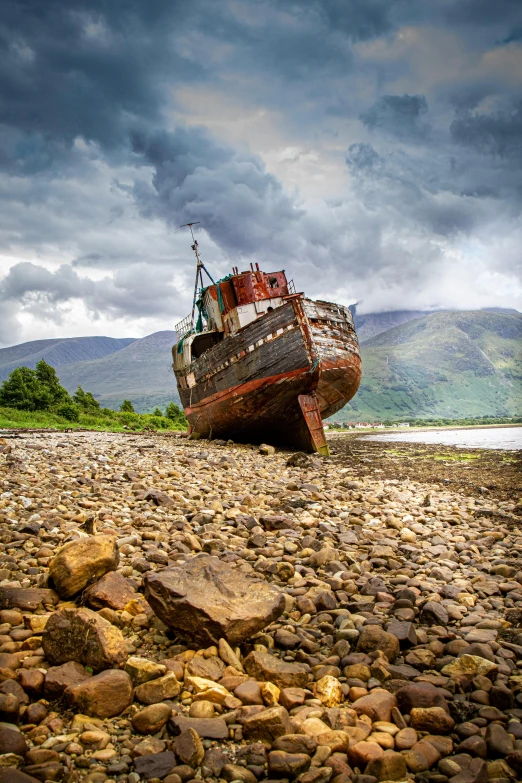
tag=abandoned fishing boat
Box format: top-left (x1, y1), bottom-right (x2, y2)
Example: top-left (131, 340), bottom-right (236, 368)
top-left (172, 224), bottom-right (361, 454)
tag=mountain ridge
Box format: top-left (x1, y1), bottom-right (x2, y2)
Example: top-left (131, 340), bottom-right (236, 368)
top-left (0, 309), bottom-right (520, 418)
top-left (0, 336), bottom-right (136, 383)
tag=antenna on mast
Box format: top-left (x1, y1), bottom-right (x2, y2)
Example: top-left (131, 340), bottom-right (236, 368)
top-left (181, 222), bottom-right (215, 332)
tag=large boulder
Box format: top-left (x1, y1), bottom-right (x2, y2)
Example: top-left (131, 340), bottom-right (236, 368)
top-left (65, 669), bottom-right (133, 718)
top-left (49, 535), bottom-right (119, 598)
top-left (43, 608), bottom-right (127, 671)
top-left (143, 554), bottom-right (285, 645)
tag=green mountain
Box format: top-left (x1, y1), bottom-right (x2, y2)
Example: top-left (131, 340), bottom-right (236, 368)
top-left (0, 336), bottom-right (136, 383)
top-left (56, 331), bottom-right (179, 412)
top-left (338, 310), bottom-right (522, 422)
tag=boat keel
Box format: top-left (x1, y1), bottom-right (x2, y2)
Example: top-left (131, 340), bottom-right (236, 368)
top-left (297, 393), bottom-right (330, 456)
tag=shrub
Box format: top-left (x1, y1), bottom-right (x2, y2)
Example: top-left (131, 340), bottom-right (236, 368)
top-left (149, 416), bottom-right (168, 429)
top-left (152, 407), bottom-right (163, 417)
top-left (120, 399), bottom-right (135, 413)
top-left (56, 402), bottom-right (80, 422)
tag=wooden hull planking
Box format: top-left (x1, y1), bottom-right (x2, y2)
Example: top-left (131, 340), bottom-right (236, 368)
top-left (173, 297), bottom-right (361, 452)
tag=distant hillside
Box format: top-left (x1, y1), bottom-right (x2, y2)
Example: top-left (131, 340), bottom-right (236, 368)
top-left (353, 309), bottom-right (435, 342)
top-left (337, 310), bottom-right (522, 422)
top-left (1, 309), bottom-right (520, 419)
top-left (0, 336), bottom-right (136, 382)
top-left (56, 331), bottom-right (179, 412)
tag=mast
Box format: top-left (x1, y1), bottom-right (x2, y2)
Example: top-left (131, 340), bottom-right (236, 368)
top-left (181, 222), bottom-right (215, 331)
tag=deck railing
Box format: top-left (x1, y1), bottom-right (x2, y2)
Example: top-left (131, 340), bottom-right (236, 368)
top-left (174, 314), bottom-right (192, 340)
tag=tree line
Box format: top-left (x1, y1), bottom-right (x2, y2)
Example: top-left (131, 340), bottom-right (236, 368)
top-left (0, 359), bottom-right (186, 428)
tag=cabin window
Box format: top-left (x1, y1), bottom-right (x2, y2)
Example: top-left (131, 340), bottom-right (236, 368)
top-left (268, 277), bottom-right (279, 289)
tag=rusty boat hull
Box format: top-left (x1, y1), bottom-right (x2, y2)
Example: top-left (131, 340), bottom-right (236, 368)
top-left (173, 296), bottom-right (361, 453)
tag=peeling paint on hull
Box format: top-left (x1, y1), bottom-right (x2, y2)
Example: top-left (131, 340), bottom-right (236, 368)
top-left (173, 297), bottom-right (361, 452)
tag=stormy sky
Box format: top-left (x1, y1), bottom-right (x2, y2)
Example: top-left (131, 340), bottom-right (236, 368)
top-left (0, 0), bottom-right (521, 345)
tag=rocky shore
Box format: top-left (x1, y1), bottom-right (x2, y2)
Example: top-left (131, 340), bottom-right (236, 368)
top-left (0, 430), bottom-right (521, 783)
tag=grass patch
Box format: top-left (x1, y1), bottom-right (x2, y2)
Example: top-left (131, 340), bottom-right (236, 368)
top-left (0, 406), bottom-right (187, 433)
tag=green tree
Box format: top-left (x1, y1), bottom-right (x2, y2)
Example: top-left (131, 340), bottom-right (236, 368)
top-left (165, 402), bottom-right (183, 420)
top-left (0, 366), bottom-right (49, 410)
top-left (0, 361), bottom-right (72, 411)
top-left (120, 399), bottom-right (135, 413)
top-left (35, 360), bottom-right (70, 405)
top-left (73, 386), bottom-right (101, 411)
top-left (152, 407), bottom-right (163, 417)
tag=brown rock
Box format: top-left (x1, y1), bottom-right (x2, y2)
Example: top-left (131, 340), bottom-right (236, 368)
top-left (420, 601), bottom-right (449, 626)
top-left (268, 750), bottom-right (311, 777)
top-left (352, 689), bottom-right (398, 722)
top-left (243, 650), bottom-right (308, 689)
top-left (348, 741), bottom-right (383, 768)
top-left (173, 728), bottom-right (204, 767)
top-left (169, 715), bottom-right (229, 739)
top-left (0, 726), bottom-right (27, 756)
top-left (49, 535), bottom-right (119, 598)
top-left (357, 626), bottom-right (399, 662)
top-left (365, 750), bottom-right (407, 781)
top-left (410, 706), bottom-right (455, 734)
top-left (17, 670), bottom-right (44, 697)
top-left (316, 730), bottom-right (350, 752)
top-left (272, 735), bottom-right (318, 755)
top-left (234, 680), bottom-right (263, 705)
top-left (395, 682), bottom-right (448, 714)
top-left (134, 750), bottom-right (176, 780)
top-left (411, 739), bottom-right (441, 768)
top-left (0, 588), bottom-right (59, 611)
top-left (280, 687), bottom-right (306, 709)
top-left (0, 773), bottom-right (41, 783)
top-left (186, 655), bottom-right (226, 681)
top-left (65, 669), bottom-right (133, 718)
top-left (132, 737), bottom-right (166, 757)
top-left (124, 657), bottom-right (166, 686)
top-left (222, 764), bottom-right (257, 783)
top-left (44, 661), bottom-right (91, 698)
top-left (132, 703), bottom-right (172, 734)
top-left (0, 692), bottom-right (20, 723)
top-left (83, 570), bottom-right (135, 610)
top-left (23, 703), bottom-right (47, 725)
top-left (395, 727), bottom-right (418, 750)
top-left (22, 763), bottom-right (64, 781)
top-left (0, 653), bottom-right (20, 671)
top-left (42, 607), bottom-right (127, 672)
top-left (143, 554), bottom-right (285, 645)
top-left (243, 705), bottom-right (293, 742)
top-left (189, 700), bottom-right (215, 718)
top-left (134, 673), bottom-right (181, 704)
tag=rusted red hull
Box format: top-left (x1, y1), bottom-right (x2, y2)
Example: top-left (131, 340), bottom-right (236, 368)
top-left (173, 297), bottom-right (361, 453)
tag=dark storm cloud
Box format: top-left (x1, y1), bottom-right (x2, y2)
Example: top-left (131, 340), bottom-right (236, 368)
top-left (360, 94), bottom-right (430, 140)
top-left (0, 0), bottom-right (206, 173)
top-left (450, 100), bottom-right (522, 161)
top-left (131, 127), bottom-right (303, 258)
top-left (0, 0), bottom-right (521, 334)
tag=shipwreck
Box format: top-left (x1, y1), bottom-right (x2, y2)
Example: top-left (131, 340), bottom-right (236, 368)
top-left (172, 224), bottom-right (361, 454)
